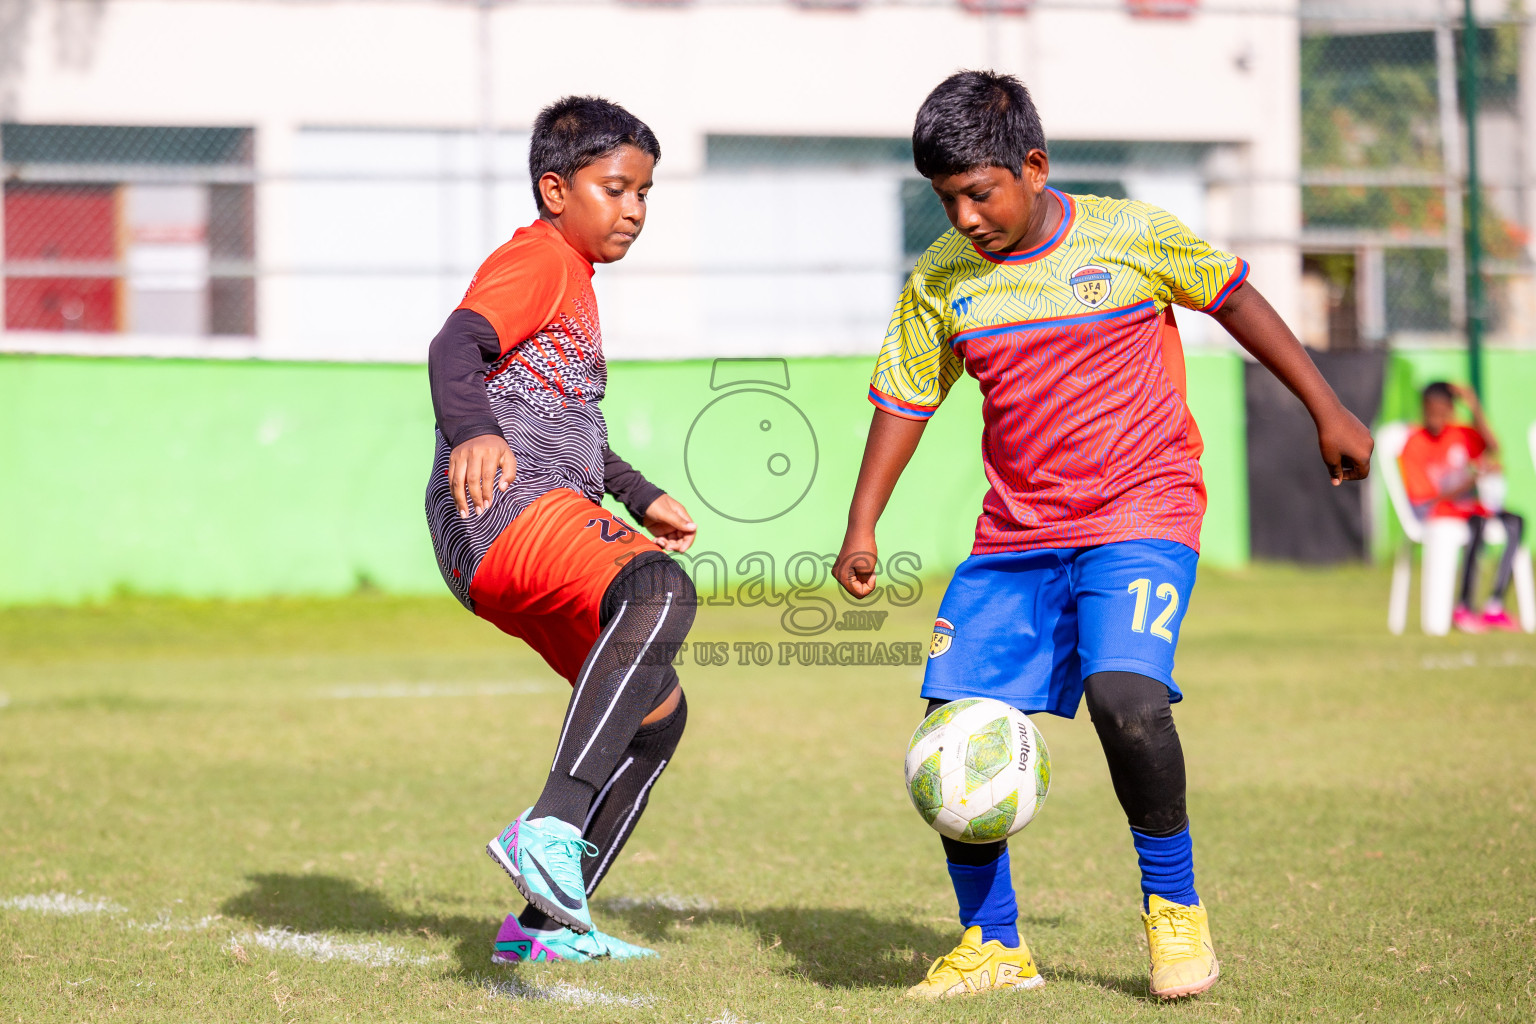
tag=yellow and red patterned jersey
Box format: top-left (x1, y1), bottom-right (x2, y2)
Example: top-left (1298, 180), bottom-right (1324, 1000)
top-left (870, 189), bottom-right (1248, 555)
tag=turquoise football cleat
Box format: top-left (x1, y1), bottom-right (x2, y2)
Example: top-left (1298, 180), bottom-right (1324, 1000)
top-left (486, 809), bottom-right (598, 934)
top-left (492, 913), bottom-right (658, 963)
top-left (575, 927), bottom-right (658, 960)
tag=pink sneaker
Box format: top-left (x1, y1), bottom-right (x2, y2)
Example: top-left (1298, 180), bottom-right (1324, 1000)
top-left (491, 914), bottom-right (564, 963)
top-left (1482, 606), bottom-right (1519, 632)
top-left (1453, 607), bottom-right (1486, 634)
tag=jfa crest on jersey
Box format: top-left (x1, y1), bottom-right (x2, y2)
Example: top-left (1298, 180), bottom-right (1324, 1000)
top-left (1070, 264), bottom-right (1112, 307)
top-left (868, 189), bottom-right (1248, 555)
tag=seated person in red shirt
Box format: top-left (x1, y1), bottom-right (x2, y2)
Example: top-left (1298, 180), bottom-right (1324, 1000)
top-left (1398, 381), bottom-right (1524, 632)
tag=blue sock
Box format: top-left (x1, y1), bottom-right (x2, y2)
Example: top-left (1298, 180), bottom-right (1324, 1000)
top-left (946, 848), bottom-right (1019, 947)
top-left (1131, 825), bottom-right (1199, 910)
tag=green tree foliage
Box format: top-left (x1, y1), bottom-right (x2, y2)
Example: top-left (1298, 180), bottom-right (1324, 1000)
top-left (1301, 31), bottom-right (1444, 234)
top-left (1300, 22), bottom-right (1524, 258)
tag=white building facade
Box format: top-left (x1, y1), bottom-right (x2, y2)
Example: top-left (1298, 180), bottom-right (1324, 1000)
top-left (0, 0), bottom-right (1302, 362)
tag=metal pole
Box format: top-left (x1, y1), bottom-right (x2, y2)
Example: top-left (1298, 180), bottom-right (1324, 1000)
top-left (0, 125), bottom-right (7, 338)
top-left (1462, 0), bottom-right (1487, 399)
top-left (478, 0), bottom-right (496, 255)
top-left (1435, 17), bottom-right (1467, 332)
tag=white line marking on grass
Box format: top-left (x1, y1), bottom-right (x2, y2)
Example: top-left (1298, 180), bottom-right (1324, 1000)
top-left (132, 913), bottom-right (224, 932)
top-left (481, 975), bottom-right (652, 1007)
top-left (0, 694), bottom-right (9, 709)
top-left (2, 892), bottom-right (125, 915)
top-left (703, 1013), bottom-right (763, 1024)
top-left (1421, 650), bottom-right (1536, 670)
top-left (233, 928), bottom-right (443, 967)
top-left (318, 682), bottom-right (551, 700)
top-left (601, 894), bottom-right (717, 913)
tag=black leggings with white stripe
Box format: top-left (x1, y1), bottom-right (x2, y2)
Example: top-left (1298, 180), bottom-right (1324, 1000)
top-left (519, 694), bottom-right (686, 931)
top-left (578, 690), bottom-right (687, 896)
top-left (528, 553), bottom-right (693, 882)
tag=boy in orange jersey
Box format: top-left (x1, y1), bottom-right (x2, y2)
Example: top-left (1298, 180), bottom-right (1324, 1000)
top-left (1399, 381), bottom-right (1524, 631)
top-left (426, 96), bottom-right (697, 962)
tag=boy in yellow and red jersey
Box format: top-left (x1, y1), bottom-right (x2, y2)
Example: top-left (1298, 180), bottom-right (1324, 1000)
top-left (426, 96), bottom-right (699, 963)
top-left (834, 71), bottom-right (1375, 1000)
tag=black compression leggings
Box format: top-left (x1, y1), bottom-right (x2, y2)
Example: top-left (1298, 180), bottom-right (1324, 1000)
top-left (930, 671), bottom-right (1188, 866)
top-left (1083, 671), bottom-right (1188, 837)
top-left (530, 553), bottom-right (695, 825)
top-left (520, 639), bottom-right (690, 931)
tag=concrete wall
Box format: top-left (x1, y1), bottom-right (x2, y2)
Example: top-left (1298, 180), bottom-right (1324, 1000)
top-left (0, 350), bottom-right (1249, 605)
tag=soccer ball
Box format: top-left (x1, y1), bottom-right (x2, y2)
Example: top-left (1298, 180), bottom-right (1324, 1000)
top-left (904, 698), bottom-right (1051, 843)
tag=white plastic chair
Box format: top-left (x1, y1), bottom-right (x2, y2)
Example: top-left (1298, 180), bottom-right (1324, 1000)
top-left (1530, 419), bottom-right (1536, 492)
top-left (1375, 421), bottom-right (1535, 635)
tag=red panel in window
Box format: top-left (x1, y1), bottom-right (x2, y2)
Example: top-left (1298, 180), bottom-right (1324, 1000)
top-left (5, 277), bottom-right (119, 332)
top-left (1127, 0), bottom-right (1198, 17)
top-left (4, 184), bottom-right (121, 330)
top-left (4, 185), bottom-right (119, 261)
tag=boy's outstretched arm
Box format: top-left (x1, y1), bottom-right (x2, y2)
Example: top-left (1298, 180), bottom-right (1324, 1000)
top-left (1211, 282), bottom-right (1375, 485)
top-left (834, 409), bottom-right (928, 598)
top-left (1451, 382), bottom-right (1501, 462)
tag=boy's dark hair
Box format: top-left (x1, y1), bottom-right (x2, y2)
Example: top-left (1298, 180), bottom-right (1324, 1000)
top-left (1423, 381), bottom-right (1454, 403)
top-left (529, 95), bottom-right (660, 211)
top-left (912, 70), bottom-right (1046, 180)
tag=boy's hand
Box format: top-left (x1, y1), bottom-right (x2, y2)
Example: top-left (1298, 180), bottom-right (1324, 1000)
top-left (1450, 382), bottom-right (1480, 408)
top-left (642, 494), bottom-right (697, 552)
top-left (449, 433), bottom-right (516, 517)
top-left (1317, 405), bottom-right (1374, 485)
top-left (1450, 381), bottom-right (1501, 459)
top-left (834, 530), bottom-right (879, 599)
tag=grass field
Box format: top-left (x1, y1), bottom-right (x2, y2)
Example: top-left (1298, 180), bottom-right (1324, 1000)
top-left (2, 564), bottom-right (1534, 1023)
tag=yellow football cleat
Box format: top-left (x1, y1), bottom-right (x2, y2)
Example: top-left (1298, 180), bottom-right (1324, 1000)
top-left (906, 926), bottom-right (1045, 999)
top-left (1143, 894), bottom-right (1220, 999)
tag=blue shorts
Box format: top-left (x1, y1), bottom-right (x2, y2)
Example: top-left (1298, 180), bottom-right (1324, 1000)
top-left (922, 539), bottom-right (1198, 718)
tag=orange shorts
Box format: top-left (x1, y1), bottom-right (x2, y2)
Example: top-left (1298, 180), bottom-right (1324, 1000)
top-left (468, 488), bottom-right (662, 684)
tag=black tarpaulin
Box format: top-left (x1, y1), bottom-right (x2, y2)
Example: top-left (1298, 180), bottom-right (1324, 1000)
top-left (1245, 350), bottom-right (1386, 563)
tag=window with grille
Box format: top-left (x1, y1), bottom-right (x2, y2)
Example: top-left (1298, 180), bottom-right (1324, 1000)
top-left (1, 125), bottom-right (256, 337)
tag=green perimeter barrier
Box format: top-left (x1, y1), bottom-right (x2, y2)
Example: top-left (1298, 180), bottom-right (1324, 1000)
top-left (1371, 349), bottom-right (1536, 562)
top-left (0, 352), bottom-right (1247, 606)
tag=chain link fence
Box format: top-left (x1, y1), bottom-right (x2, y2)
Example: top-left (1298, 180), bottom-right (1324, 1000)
top-left (1, 125), bottom-right (257, 337)
top-left (1, 0), bottom-right (1532, 358)
top-left (1299, 2), bottom-right (1534, 350)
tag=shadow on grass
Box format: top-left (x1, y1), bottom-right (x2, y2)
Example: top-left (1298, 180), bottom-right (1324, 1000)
top-left (597, 899), bottom-right (954, 989)
top-left (219, 873), bottom-right (958, 990)
top-left (1040, 962), bottom-right (1149, 1000)
top-left (1020, 912), bottom-right (1070, 929)
top-left (220, 873), bottom-right (498, 979)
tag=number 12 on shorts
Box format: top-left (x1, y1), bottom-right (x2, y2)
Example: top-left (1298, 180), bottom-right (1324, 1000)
top-left (1127, 578), bottom-right (1180, 642)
